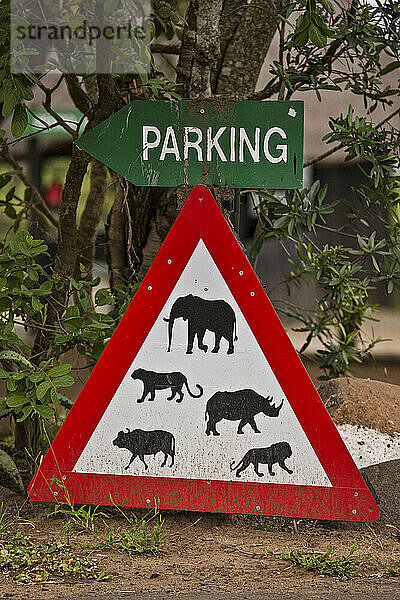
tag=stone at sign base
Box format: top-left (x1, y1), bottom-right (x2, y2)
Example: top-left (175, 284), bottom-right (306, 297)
top-left (318, 377), bottom-right (400, 436)
top-left (361, 460), bottom-right (400, 523)
top-left (318, 377), bottom-right (400, 522)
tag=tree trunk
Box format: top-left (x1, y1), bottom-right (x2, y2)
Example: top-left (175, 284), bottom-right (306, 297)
top-left (106, 178), bottom-right (130, 291)
top-left (75, 159), bottom-right (107, 285)
top-left (19, 75), bottom-right (119, 454)
top-left (214, 0), bottom-right (283, 96)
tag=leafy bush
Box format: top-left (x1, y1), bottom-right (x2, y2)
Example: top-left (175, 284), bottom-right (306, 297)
top-left (0, 231), bottom-right (133, 486)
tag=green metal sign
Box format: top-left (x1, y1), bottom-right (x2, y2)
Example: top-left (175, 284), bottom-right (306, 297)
top-left (76, 100), bottom-right (304, 188)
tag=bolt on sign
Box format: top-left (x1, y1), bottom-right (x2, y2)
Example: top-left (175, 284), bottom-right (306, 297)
top-left (75, 100), bottom-right (304, 188)
top-left (28, 186), bottom-right (379, 522)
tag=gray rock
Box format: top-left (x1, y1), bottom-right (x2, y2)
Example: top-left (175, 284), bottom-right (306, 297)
top-left (360, 459), bottom-right (400, 523)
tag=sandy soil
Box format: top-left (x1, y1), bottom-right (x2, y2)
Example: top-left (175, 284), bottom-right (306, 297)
top-left (1, 485), bottom-right (400, 599)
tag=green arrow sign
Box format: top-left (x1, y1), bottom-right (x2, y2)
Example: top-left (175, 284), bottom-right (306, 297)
top-left (76, 100), bottom-right (304, 188)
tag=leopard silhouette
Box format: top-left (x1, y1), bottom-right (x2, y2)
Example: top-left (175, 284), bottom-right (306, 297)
top-left (131, 368), bottom-right (203, 403)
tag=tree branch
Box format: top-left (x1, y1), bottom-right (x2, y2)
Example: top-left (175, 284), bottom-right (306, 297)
top-left (151, 43), bottom-right (181, 54)
top-left (0, 147), bottom-right (58, 229)
top-left (35, 76), bottom-right (78, 139)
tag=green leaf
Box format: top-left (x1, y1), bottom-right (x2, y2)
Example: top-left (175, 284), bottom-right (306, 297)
top-left (0, 351), bottom-right (33, 368)
top-left (11, 104), bottom-right (28, 138)
top-left (15, 78), bottom-right (34, 100)
top-left (0, 296), bottom-right (12, 311)
top-left (309, 23), bottom-right (327, 47)
top-left (47, 363), bottom-right (72, 378)
top-left (6, 378), bottom-right (17, 392)
top-left (0, 448), bottom-right (25, 493)
top-left (16, 405), bottom-right (33, 421)
top-left (37, 280), bottom-right (53, 295)
top-left (0, 174), bottom-right (12, 189)
top-left (32, 296), bottom-right (43, 311)
top-left (36, 380), bottom-right (51, 401)
top-left (295, 13), bottom-right (310, 33)
top-left (380, 61), bottom-right (400, 75)
top-left (27, 267), bottom-right (39, 282)
top-left (35, 404), bottom-right (54, 419)
top-left (319, 0), bottom-right (335, 14)
top-left (293, 27), bottom-right (309, 48)
top-left (2, 89), bottom-right (19, 118)
top-left (159, 6), bottom-right (171, 18)
top-left (64, 316), bottom-right (85, 332)
top-left (29, 372), bottom-right (44, 383)
top-left (6, 394), bottom-right (28, 408)
top-left (95, 288), bottom-right (113, 306)
top-left (52, 375), bottom-right (74, 388)
top-left (4, 204), bottom-right (17, 219)
top-left (65, 304), bottom-right (81, 318)
top-left (250, 232), bottom-right (265, 260)
top-left (273, 215), bottom-right (290, 229)
top-left (50, 387), bottom-right (58, 404)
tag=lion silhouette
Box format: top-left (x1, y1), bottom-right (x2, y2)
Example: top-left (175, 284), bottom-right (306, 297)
top-left (230, 442), bottom-right (293, 478)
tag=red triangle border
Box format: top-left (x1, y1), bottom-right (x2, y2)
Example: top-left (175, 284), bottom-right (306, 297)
top-left (28, 185), bottom-right (379, 522)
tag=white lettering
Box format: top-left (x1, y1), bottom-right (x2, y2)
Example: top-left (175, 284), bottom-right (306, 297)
top-left (206, 127), bottom-right (227, 162)
top-left (230, 127), bottom-right (236, 162)
top-left (160, 126), bottom-right (181, 161)
top-left (183, 127), bottom-right (203, 161)
top-left (263, 127), bottom-right (287, 163)
top-left (142, 126), bottom-right (161, 160)
top-left (239, 127), bottom-right (260, 163)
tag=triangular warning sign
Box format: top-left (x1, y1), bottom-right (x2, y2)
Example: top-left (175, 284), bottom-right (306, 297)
top-left (28, 186), bottom-right (379, 522)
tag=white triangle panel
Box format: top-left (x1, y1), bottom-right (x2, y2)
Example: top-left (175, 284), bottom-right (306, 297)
top-left (73, 240), bottom-right (331, 487)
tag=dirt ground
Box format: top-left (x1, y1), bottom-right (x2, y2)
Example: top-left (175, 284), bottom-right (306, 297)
top-left (1, 485), bottom-right (400, 599)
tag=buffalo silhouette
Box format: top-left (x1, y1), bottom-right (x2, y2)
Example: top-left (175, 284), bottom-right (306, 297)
top-left (113, 428), bottom-right (175, 470)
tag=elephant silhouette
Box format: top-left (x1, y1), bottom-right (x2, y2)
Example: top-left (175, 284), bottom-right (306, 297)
top-left (163, 294), bottom-right (238, 354)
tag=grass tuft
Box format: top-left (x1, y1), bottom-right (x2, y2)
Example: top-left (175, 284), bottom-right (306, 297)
top-left (0, 531), bottom-right (109, 583)
top-left (266, 544), bottom-right (367, 577)
top-left (46, 478), bottom-right (109, 533)
top-left (100, 506), bottom-right (167, 555)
